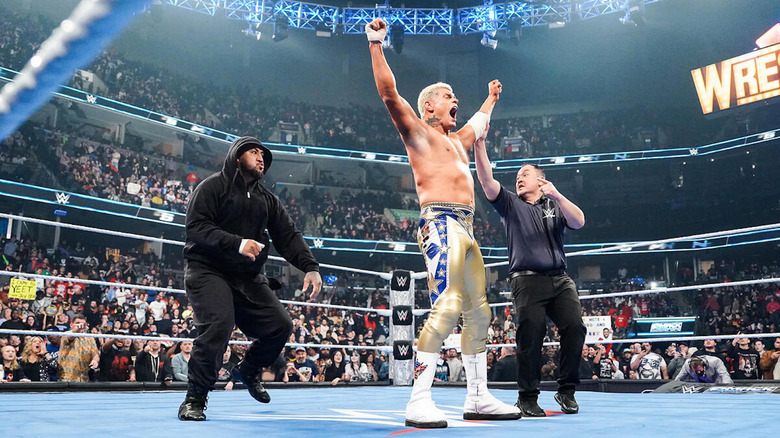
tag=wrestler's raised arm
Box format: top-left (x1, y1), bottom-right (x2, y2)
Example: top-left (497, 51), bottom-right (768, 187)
top-left (457, 79), bottom-right (502, 150)
top-left (473, 123), bottom-right (501, 202)
top-left (367, 18), bottom-right (425, 148)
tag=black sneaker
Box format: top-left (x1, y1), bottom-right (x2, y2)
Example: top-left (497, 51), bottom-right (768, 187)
top-left (178, 393), bottom-right (208, 421)
top-left (235, 360), bottom-right (271, 404)
top-left (554, 392), bottom-right (579, 414)
top-left (515, 398), bottom-right (545, 417)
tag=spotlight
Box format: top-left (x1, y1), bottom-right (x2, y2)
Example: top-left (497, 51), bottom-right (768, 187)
top-left (315, 23), bottom-right (333, 38)
top-left (508, 20), bottom-right (522, 45)
top-left (480, 33), bottom-right (497, 50)
top-left (241, 22), bottom-right (261, 40)
top-left (390, 24), bottom-right (404, 54)
top-left (273, 16), bottom-right (289, 42)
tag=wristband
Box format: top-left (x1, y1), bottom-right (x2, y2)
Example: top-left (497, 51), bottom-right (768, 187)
top-left (466, 111), bottom-right (490, 140)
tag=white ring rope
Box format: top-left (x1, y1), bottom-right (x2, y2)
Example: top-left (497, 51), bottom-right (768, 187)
top-left (0, 329), bottom-right (392, 351)
top-left (0, 213), bottom-right (387, 277)
top-left (484, 221), bottom-right (780, 268)
top-left (0, 213), bottom-right (183, 246)
top-left (0, 270), bottom-right (184, 294)
top-left (487, 277), bottom-right (780, 308)
top-left (4, 213), bottom-right (779, 278)
top-left (2, 329), bottom-right (775, 353)
top-left (0, 270), bottom-right (389, 315)
top-left (486, 332), bottom-right (780, 349)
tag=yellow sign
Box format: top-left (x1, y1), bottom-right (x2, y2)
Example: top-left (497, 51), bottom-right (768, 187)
top-left (9, 278), bottom-right (38, 300)
top-left (691, 43), bottom-right (780, 114)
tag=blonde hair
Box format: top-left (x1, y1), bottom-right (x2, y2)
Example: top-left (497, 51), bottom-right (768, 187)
top-left (417, 82), bottom-right (453, 118)
top-left (20, 336), bottom-right (44, 362)
top-left (2, 345), bottom-right (20, 370)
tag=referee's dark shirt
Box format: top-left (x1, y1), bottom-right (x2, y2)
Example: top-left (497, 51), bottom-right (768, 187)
top-left (489, 186), bottom-right (570, 272)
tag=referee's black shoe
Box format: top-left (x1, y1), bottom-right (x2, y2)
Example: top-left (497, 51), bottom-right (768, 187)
top-left (178, 392), bottom-right (208, 421)
top-left (235, 360), bottom-right (271, 403)
top-left (554, 392), bottom-right (579, 414)
top-left (515, 398), bottom-right (545, 417)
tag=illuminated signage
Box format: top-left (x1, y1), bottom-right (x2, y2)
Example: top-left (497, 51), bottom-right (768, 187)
top-left (691, 43), bottom-right (780, 114)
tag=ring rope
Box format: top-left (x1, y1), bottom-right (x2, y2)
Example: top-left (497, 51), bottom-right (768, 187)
top-left (487, 332), bottom-right (780, 349)
top-left (487, 277), bottom-right (780, 308)
top-left (0, 270), bottom-right (390, 315)
top-left (0, 328), bottom-right (393, 351)
top-left (484, 221), bottom-right (780, 268)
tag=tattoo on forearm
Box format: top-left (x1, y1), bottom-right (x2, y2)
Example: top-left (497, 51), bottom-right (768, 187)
top-left (425, 116), bottom-right (442, 127)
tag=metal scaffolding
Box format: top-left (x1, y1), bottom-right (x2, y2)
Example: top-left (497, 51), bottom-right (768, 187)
top-left (163, 0), bottom-right (662, 36)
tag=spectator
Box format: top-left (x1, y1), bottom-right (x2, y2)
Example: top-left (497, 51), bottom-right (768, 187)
top-left (98, 338), bottom-right (133, 382)
top-left (490, 347), bottom-right (518, 382)
top-left (171, 341), bottom-right (193, 382)
top-left (433, 350), bottom-right (449, 382)
top-left (58, 314), bottom-right (99, 382)
top-left (134, 338), bottom-right (171, 382)
top-left (445, 348), bottom-right (464, 382)
top-left (578, 345), bottom-right (597, 381)
top-left (694, 338), bottom-right (719, 357)
top-left (630, 342), bottom-right (669, 379)
top-left (284, 346), bottom-right (318, 382)
top-left (666, 342), bottom-right (693, 380)
top-left (344, 350), bottom-right (375, 382)
top-left (323, 349), bottom-right (346, 385)
top-left (759, 337), bottom-right (780, 380)
top-left (593, 344), bottom-right (617, 379)
top-left (675, 355), bottom-right (733, 384)
top-left (1, 345), bottom-right (31, 382)
top-left (216, 346), bottom-right (237, 390)
top-left (727, 336), bottom-right (760, 380)
top-left (18, 336), bottom-right (57, 382)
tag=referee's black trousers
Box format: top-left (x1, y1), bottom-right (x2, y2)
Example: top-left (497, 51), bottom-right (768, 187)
top-left (184, 260), bottom-right (293, 395)
top-left (511, 273), bottom-right (586, 399)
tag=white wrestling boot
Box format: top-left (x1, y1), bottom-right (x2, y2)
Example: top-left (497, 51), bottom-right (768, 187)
top-left (405, 351), bottom-right (448, 428)
top-left (462, 351), bottom-right (523, 420)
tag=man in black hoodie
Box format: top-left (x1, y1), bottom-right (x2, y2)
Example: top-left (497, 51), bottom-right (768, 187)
top-left (178, 136), bottom-right (322, 421)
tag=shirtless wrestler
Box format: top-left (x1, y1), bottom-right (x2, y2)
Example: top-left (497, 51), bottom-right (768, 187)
top-left (366, 18), bottom-right (521, 428)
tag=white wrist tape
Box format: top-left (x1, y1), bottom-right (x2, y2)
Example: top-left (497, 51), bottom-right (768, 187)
top-left (365, 23), bottom-right (387, 42)
top-left (466, 111), bottom-right (490, 140)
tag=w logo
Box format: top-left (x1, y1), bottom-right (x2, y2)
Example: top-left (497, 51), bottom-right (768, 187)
top-left (86, 94), bottom-right (97, 104)
top-left (297, 146), bottom-right (307, 154)
top-left (313, 239), bottom-right (324, 248)
top-left (688, 148), bottom-right (699, 155)
top-left (681, 385), bottom-right (703, 394)
top-left (391, 270), bottom-right (411, 291)
top-left (394, 341), bottom-right (413, 360)
top-left (393, 305), bottom-right (412, 326)
top-left (55, 192), bottom-right (70, 204)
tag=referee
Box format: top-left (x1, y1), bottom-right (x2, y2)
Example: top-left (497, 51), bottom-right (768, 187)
top-left (474, 128), bottom-right (586, 417)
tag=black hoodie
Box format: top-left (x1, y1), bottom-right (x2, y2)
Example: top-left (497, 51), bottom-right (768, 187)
top-left (183, 138), bottom-right (318, 276)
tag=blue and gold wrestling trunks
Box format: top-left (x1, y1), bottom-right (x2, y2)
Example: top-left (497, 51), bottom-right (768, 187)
top-left (416, 202), bottom-right (491, 355)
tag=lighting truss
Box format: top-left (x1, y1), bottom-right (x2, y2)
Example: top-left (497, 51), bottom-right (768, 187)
top-left (164, 0), bottom-right (662, 36)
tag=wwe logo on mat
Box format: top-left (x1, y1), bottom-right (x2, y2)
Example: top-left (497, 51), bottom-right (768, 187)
top-left (681, 385), bottom-right (706, 394)
top-left (313, 239), bottom-right (324, 248)
top-left (414, 360), bottom-right (427, 379)
top-left (297, 146), bottom-right (307, 154)
top-left (55, 192), bottom-right (70, 204)
top-left (688, 148), bottom-right (698, 155)
top-left (86, 94), bottom-right (97, 104)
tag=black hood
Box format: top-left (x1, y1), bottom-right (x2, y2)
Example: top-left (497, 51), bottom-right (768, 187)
top-left (223, 136), bottom-right (273, 179)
